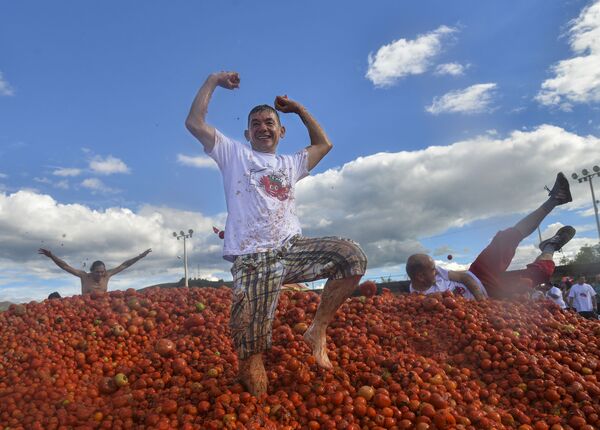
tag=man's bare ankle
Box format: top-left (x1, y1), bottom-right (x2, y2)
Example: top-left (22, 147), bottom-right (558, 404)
top-left (307, 321), bottom-right (327, 334)
top-left (237, 353), bottom-right (267, 397)
top-left (238, 374), bottom-right (267, 397)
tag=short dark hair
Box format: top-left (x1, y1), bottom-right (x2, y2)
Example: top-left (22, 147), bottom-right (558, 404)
top-left (405, 254), bottom-right (430, 279)
top-left (90, 261), bottom-right (105, 271)
top-left (247, 105), bottom-right (280, 126)
top-left (48, 292), bottom-right (61, 300)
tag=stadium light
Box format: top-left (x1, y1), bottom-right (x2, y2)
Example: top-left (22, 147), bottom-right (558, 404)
top-left (173, 229), bottom-right (194, 287)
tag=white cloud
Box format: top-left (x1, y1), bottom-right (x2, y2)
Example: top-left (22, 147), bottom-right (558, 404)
top-left (432, 245), bottom-right (454, 257)
top-left (436, 259), bottom-right (469, 272)
top-left (0, 71), bottom-right (14, 96)
top-left (177, 154), bottom-right (218, 170)
top-left (536, 0), bottom-right (600, 108)
top-left (578, 207), bottom-right (600, 218)
top-left (434, 62), bottom-right (468, 76)
top-left (0, 191), bottom-right (229, 302)
top-left (89, 155), bottom-right (130, 175)
top-left (2, 124), bottom-right (599, 302)
top-left (0, 173), bottom-right (7, 179)
top-left (569, 222), bottom-right (598, 234)
top-left (295, 124), bottom-right (599, 268)
top-left (426, 83), bottom-right (497, 114)
top-left (366, 25), bottom-right (458, 87)
top-left (33, 176), bottom-right (71, 190)
top-left (81, 178), bottom-right (115, 194)
top-left (55, 180), bottom-right (69, 190)
top-left (53, 167), bottom-right (82, 177)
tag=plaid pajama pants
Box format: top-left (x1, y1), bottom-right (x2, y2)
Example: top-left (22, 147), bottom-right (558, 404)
top-left (229, 235), bottom-right (367, 360)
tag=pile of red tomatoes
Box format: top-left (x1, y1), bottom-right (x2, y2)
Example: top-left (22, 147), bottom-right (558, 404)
top-left (1, 286), bottom-right (600, 429)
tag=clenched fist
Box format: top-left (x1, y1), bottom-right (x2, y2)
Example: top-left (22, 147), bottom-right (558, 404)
top-left (274, 95), bottom-right (303, 114)
top-left (212, 71), bottom-right (240, 90)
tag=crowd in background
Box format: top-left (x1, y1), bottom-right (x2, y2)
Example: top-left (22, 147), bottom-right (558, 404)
top-left (533, 274), bottom-right (600, 319)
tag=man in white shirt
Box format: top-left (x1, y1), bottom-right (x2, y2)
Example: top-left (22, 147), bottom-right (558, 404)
top-left (408, 263), bottom-right (489, 300)
top-left (407, 172), bottom-right (575, 300)
top-left (568, 276), bottom-right (597, 318)
top-left (185, 71), bottom-right (367, 395)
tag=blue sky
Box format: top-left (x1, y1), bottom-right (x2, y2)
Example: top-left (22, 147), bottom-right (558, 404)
top-left (1, 0), bottom-right (600, 302)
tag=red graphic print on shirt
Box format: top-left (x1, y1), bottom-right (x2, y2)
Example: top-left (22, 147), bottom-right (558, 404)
top-left (260, 174), bottom-right (290, 201)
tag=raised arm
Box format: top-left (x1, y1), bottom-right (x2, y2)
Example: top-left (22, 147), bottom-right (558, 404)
top-left (448, 270), bottom-right (485, 300)
top-left (107, 249), bottom-right (152, 277)
top-left (38, 248), bottom-right (86, 278)
top-left (185, 71), bottom-right (240, 152)
top-left (274, 95), bottom-right (332, 171)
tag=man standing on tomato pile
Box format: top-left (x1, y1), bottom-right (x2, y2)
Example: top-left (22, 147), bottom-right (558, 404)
top-left (38, 248), bottom-right (152, 295)
top-left (185, 71), bottom-right (367, 396)
top-left (407, 173), bottom-right (576, 300)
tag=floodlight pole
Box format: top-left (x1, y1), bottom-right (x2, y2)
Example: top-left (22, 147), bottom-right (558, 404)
top-left (587, 178), bottom-right (600, 243)
top-left (173, 229), bottom-right (194, 287)
top-left (571, 166), bottom-right (600, 244)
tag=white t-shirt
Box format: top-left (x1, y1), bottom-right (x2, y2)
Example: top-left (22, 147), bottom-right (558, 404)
top-left (409, 266), bottom-right (488, 300)
top-left (568, 283), bottom-right (596, 312)
top-left (207, 130), bottom-right (309, 260)
top-left (546, 286), bottom-right (566, 309)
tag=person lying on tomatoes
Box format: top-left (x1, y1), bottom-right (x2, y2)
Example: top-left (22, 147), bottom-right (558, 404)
top-left (185, 71), bottom-right (367, 396)
top-left (38, 248), bottom-right (151, 295)
top-left (407, 173), bottom-right (575, 300)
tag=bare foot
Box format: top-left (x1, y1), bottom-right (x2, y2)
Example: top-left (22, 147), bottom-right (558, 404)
top-left (303, 324), bottom-right (333, 370)
top-left (238, 354), bottom-right (268, 397)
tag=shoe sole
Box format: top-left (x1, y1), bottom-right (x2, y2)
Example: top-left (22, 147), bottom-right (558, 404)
top-left (539, 226), bottom-right (576, 252)
top-left (551, 173), bottom-right (573, 203)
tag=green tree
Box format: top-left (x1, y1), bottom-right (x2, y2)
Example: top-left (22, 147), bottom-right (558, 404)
top-left (571, 244), bottom-right (600, 265)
